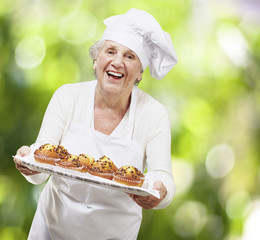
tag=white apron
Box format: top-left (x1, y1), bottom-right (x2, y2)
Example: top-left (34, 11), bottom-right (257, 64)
top-left (28, 81), bottom-right (144, 240)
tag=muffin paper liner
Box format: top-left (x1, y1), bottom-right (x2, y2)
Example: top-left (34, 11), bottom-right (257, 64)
top-left (34, 155), bottom-right (60, 165)
top-left (113, 174), bottom-right (144, 187)
top-left (88, 169), bottom-right (114, 180)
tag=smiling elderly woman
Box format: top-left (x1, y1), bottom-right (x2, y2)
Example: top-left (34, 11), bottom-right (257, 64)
top-left (89, 40), bottom-right (144, 86)
top-left (14, 8), bottom-right (178, 240)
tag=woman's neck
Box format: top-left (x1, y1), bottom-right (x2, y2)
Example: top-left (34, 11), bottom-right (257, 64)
top-left (94, 85), bottom-right (132, 113)
top-left (93, 85), bottom-right (132, 135)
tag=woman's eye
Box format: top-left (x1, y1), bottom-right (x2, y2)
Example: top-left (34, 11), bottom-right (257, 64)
top-left (126, 54), bottom-right (134, 60)
top-left (106, 49), bottom-right (115, 55)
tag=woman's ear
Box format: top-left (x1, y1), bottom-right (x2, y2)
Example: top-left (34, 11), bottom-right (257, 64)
top-left (138, 71), bottom-right (143, 81)
top-left (93, 60), bottom-right (97, 70)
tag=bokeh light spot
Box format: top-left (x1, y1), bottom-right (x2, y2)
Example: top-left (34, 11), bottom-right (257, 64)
top-left (218, 25), bottom-right (249, 66)
top-left (172, 158), bottom-right (194, 195)
top-left (242, 200), bottom-right (260, 240)
top-left (173, 201), bottom-right (208, 237)
top-left (59, 10), bottom-right (97, 44)
top-left (206, 144), bottom-right (235, 179)
top-left (226, 190), bottom-right (250, 219)
top-left (15, 35), bottom-right (46, 69)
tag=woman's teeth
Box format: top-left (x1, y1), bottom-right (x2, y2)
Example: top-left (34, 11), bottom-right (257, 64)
top-left (107, 71), bottom-right (124, 78)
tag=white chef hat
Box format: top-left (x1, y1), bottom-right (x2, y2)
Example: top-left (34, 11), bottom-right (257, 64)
top-left (101, 8), bottom-right (178, 80)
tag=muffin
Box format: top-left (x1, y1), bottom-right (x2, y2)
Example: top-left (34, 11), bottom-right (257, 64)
top-left (88, 156), bottom-right (118, 180)
top-left (78, 154), bottom-right (95, 173)
top-left (55, 154), bottom-right (82, 170)
top-left (34, 144), bottom-right (69, 165)
top-left (113, 165), bottom-right (145, 187)
top-left (55, 145), bottom-right (70, 159)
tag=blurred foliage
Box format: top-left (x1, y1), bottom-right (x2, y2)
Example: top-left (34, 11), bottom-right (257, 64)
top-left (1, 0), bottom-right (260, 239)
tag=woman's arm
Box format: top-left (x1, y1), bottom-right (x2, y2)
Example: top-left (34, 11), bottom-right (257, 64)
top-left (36, 85), bottom-right (72, 145)
top-left (145, 105), bottom-right (175, 209)
top-left (14, 84), bottom-right (73, 184)
top-left (131, 92), bottom-right (175, 209)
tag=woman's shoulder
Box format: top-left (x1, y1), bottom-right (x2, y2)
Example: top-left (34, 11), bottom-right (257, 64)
top-left (52, 80), bottom-right (95, 100)
top-left (56, 80), bottom-right (94, 94)
top-left (134, 87), bottom-right (170, 139)
top-left (135, 87), bottom-right (168, 114)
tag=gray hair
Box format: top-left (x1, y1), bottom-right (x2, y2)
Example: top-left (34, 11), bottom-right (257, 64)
top-left (89, 40), bottom-right (105, 62)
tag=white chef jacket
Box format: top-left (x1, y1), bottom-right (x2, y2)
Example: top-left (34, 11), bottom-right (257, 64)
top-left (24, 80), bottom-right (175, 237)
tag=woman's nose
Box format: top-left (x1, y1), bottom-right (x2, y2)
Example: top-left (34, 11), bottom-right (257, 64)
top-left (111, 54), bottom-right (124, 68)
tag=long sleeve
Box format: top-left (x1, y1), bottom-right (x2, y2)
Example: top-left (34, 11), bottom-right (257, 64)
top-left (134, 88), bottom-right (175, 209)
top-left (24, 85), bottom-right (75, 184)
top-left (145, 106), bottom-right (175, 209)
top-left (36, 85), bottom-right (73, 145)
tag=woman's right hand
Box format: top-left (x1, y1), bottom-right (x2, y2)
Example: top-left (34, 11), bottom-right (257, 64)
top-left (14, 146), bottom-right (40, 176)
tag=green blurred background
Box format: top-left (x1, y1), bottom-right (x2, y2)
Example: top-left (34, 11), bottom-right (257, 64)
top-left (1, 0), bottom-right (260, 239)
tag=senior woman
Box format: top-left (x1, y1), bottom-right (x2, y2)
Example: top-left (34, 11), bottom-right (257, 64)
top-left (14, 9), bottom-right (177, 240)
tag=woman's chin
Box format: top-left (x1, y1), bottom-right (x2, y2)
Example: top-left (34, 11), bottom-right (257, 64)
top-left (99, 79), bottom-right (124, 95)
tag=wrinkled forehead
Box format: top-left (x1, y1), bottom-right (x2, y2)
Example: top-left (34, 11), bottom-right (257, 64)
top-left (101, 40), bottom-right (139, 56)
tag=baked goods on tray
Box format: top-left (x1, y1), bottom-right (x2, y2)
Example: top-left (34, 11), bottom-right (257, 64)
top-left (56, 154), bottom-right (82, 171)
top-left (88, 156), bottom-right (118, 180)
top-left (78, 154), bottom-right (95, 173)
top-left (113, 165), bottom-right (145, 187)
top-left (34, 144), bottom-right (69, 165)
top-left (33, 144), bottom-right (144, 186)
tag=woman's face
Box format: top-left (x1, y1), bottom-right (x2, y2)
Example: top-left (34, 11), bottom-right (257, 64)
top-left (94, 40), bottom-right (143, 97)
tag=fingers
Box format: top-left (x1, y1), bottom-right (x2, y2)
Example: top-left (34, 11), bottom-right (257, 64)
top-left (153, 181), bottom-right (167, 199)
top-left (14, 160), bottom-right (40, 176)
top-left (16, 146), bottom-right (31, 157)
top-left (13, 156), bottom-right (22, 166)
top-left (129, 194), bottom-right (161, 209)
top-left (14, 146), bottom-right (40, 176)
top-left (128, 181), bottom-right (168, 209)
top-left (14, 145), bottom-right (30, 167)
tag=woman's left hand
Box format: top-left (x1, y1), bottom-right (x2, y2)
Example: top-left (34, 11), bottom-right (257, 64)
top-left (128, 181), bottom-right (167, 209)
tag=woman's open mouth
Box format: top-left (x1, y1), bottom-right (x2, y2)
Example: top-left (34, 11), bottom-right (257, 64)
top-left (107, 71), bottom-right (124, 79)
